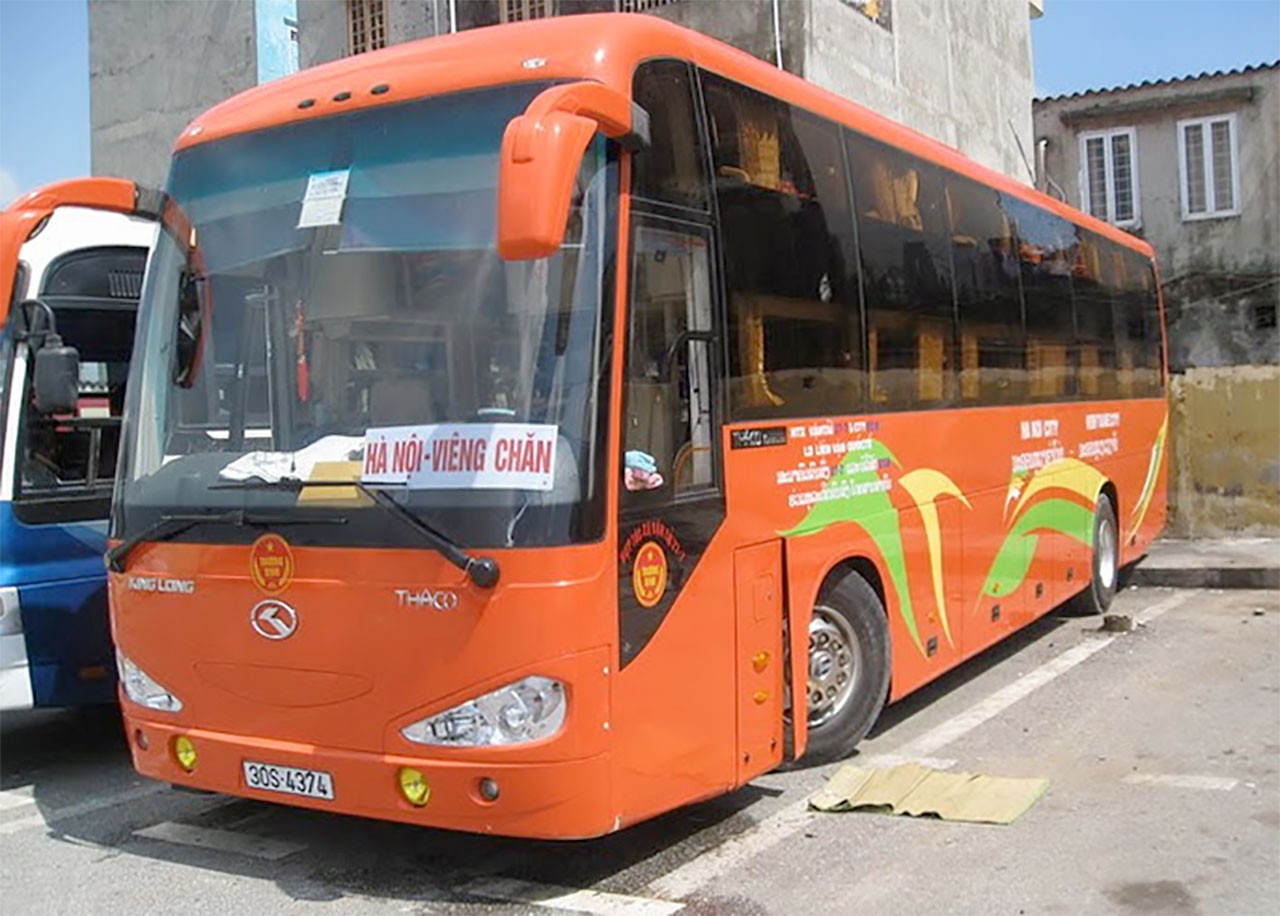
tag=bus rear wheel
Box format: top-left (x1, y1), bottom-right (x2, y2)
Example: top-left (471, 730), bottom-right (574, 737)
top-left (802, 571), bottom-right (890, 765)
top-left (1070, 494), bottom-right (1119, 616)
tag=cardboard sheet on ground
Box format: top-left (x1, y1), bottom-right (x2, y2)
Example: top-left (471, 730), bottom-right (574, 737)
top-left (809, 762), bottom-right (1049, 825)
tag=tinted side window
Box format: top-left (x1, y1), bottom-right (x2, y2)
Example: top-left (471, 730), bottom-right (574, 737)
top-left (1007, 200), bottom-right (1077, 402)
top-left (702, 73), bottom-right (863, 420)
top-left (1114, 250), bottom-right (1163, 398)
top-left (1072, 231), bottom-right (1119, 400)
top-left (946, 175), bottom-right (1026, 404)
top-left (631, 60), bottom-right (709, 211)
top-left (847, 131), bottom-right (955, 409)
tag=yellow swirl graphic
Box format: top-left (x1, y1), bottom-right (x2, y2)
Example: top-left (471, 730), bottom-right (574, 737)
top-left (899, 469), bottom-right (971, 649)
top-left (1129, 414), bottom-right (1168, 540)
top-left (1008, 458), bottom-right (1106, 525)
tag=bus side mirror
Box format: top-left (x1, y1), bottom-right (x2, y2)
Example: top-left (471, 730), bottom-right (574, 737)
top-left (15, 298), bottom-right (80, 414)
top-left (497, 82), bottom-right (649, 261)
top-left (33, 338), bottom-right (80, 415)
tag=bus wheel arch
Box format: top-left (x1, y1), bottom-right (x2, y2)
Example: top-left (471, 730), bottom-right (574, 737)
top-left (799, 559), bottom-right (892, 765)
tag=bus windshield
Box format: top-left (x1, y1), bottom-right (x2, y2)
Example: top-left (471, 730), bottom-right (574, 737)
top-left (115, 84), bottom-right (615, 550)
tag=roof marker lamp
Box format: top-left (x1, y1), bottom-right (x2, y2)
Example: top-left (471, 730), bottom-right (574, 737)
top-left (401, 676), bottom-right (565, 747)
top-left (116, 652), bottom-right (183, 712)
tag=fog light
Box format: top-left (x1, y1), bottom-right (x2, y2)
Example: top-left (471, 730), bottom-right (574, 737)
top-left (172, 735), bottom-right (197, 772)
top-left (398, 767), bottom-right (430, 807)
top-left (478, 777), bottom-right (500, 802)
top-left (134, 729), bottom-right (149, 750)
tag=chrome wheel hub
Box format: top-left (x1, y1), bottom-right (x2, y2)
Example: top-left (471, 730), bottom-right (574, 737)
top-left (1098, 515), bottom-right (1117, 590)
top-left (808, 607), bottom-right (860, 727)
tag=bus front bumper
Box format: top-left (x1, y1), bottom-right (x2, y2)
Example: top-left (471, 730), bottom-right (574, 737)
top-left (124, 717), bottom-right (615, 839)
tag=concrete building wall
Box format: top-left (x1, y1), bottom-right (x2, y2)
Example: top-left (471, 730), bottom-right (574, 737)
top-left (289, 0), bottom-right (1035, 179)
top-left (805, 0), bottom-right (1036, 181)
top-left (89, 0), bottom-right (259, 188)
top-left (297, 0), bottom-right (348, 68)
top-left (1168, 366), bottom-right (1280, 537)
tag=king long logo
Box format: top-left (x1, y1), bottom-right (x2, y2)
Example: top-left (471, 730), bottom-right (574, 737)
top-left (250, 599), bottom-right (298, 640)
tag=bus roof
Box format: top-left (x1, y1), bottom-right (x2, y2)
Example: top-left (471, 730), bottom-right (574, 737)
top-left (177, 13), bottom-right (1154, 260)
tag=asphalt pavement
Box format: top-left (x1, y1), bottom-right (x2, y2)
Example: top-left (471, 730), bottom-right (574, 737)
top-left (2, 578), bottom-right (1277, 915)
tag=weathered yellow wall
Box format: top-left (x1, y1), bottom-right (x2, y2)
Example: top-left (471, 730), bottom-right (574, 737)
top-left (1168, 366), bottom-right (1280, 536)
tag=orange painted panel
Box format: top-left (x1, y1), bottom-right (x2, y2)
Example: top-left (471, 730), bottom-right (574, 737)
top-left (733, 540), bottom-right (784, 783)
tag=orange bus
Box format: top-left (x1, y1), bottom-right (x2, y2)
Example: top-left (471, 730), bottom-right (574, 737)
top-left (109, 13), bottom-right (1166, 839)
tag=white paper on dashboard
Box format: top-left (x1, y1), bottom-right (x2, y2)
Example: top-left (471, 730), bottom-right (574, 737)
top-left (219, 435), bottom-right (365, 483)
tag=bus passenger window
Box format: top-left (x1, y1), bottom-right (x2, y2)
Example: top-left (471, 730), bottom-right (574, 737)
top-left (847, 132), bottom-right (956, 409)
top-left (701, 72), bottom-right (863, 421)
top-left (946, 176), bottom-right (1027, 404)
top-left (631, 60), bottom-right (709, 212)
top-left (1114, 250), bottom-right (1163, 398)
top-left (1007, 199), bottom-right (1078, 402)
top-left (1072, 231), bottom-right (1119, 400)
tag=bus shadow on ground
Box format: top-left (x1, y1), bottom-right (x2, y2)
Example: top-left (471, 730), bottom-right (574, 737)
top-left (0, 704), bottom-right (128, 791)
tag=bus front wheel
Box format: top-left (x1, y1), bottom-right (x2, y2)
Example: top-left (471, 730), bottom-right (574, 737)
top-left (802, 571), bottom-right (890, 764)
top-left (1070, 493), bottom-right (1120, 616)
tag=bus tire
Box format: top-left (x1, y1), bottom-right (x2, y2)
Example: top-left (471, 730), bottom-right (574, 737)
top-left (802, 571), bottom-right (890, 765)
top-left (1070, 494), bottom-right (1120, 616)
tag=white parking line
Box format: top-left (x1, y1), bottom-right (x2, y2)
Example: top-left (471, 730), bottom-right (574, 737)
top-left (0, 783), bottom-right (167, 836)
top-left (861, 754), bottom-right (958, 770)
top-left (461, 877), bottom-right (684, 916)
top-left (134, 821), bottom-right (306, 861)
top-left (1123, 773), bottom-right (1239, 792)
top-left (648, 797), bottom-right (815, 901)
top-left (648, 590), bottom-right (1194, 902)
top-left (0, 787), bottom-right (36, 812)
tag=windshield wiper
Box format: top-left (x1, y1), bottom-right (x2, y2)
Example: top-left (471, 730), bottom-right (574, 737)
top-left (210, 479), bottom-right (501, 588)
top-left (106, 509), bottom-right (347, 573)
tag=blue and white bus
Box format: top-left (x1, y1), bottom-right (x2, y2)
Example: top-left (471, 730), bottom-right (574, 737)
top-left (2, 187), bottom-right (157, 710)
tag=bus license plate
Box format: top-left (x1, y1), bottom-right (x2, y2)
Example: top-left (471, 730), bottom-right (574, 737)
top-left (242, 761), bottom-right (335, 800)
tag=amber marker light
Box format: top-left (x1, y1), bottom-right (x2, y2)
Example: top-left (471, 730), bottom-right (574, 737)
top-left (172, 736), bottom-right (197, 772)
top-left (398, 767), bottom-right (431, 807)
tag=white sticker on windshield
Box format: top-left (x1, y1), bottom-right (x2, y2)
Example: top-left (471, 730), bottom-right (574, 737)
top-left (362, 424), bottom-right (558, 492)
top-left (297, 169), bottom-right (350, 228)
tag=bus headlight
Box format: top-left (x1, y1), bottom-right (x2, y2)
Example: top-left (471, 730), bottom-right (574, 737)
top-left (115, 652), bottom-right (183, 712)
top-left (401, 676), bottom-right (565, 747)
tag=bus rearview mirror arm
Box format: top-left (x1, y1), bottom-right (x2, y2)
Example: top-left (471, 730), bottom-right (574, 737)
top-left (497, 81), bottom-right (649, 261)
top-left (16, 299), bottom-right (81, 415)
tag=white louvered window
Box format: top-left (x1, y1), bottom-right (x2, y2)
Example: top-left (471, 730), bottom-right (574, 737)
top-left (501, 0), bottom-right (554, 22)
top-left (1078, 127), bottom-right (1138, 228)
top-left (618, 0), bottom-right (680, 11)
top-left (1178, 114), bottom-right (1240, 220)
top-left (347, 0), bottom-right (386, 55)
